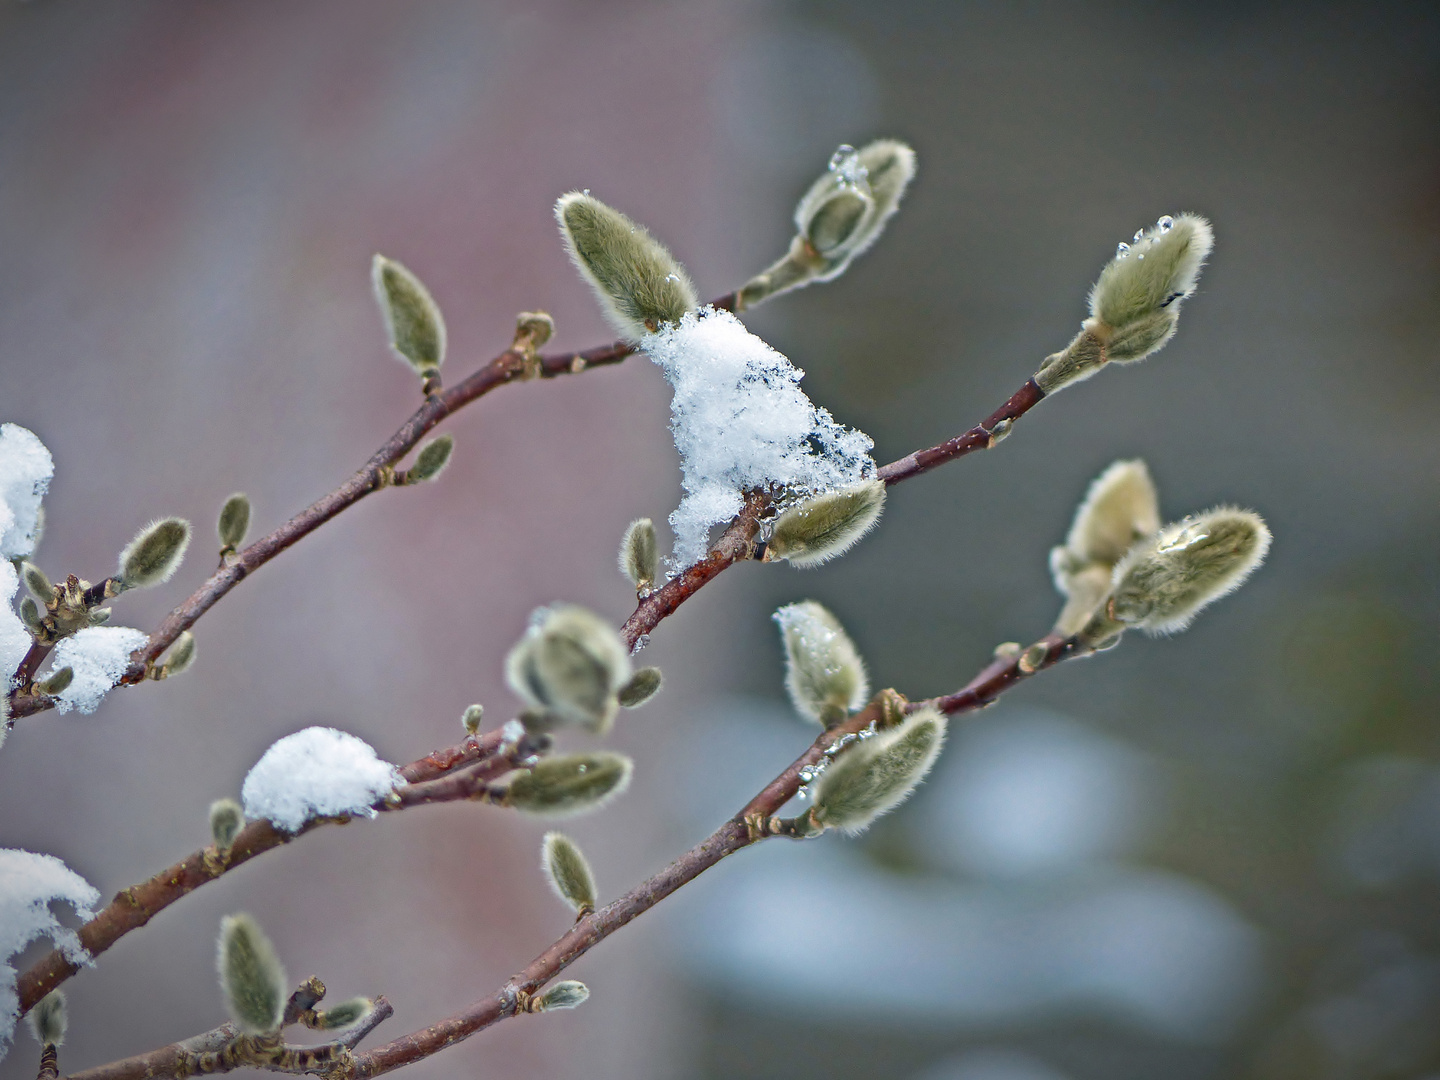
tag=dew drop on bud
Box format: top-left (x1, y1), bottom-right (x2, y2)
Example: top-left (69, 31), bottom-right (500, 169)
top-left (1157, 214), bottom-right (1174, 231)
top-left (1115, 242), bottom-right (1131, 259)
top-left (1133, 229), bottom-right (1145, 243)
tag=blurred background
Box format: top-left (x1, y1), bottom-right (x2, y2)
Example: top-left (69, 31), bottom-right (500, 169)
top-left (2, 2), bottom-right (1438, 1078)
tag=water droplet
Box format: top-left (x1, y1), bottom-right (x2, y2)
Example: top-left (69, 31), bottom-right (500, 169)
top-left (630, 634), bottom-right (650, 655)
top-left (1115, 242), bottom-right (1131, 259)
top-left (796, 788), bottom-right (809, 801)
top-left (827, 144), bottom-right (868, 187)
top-left (1137, 253), bottom-right (1145, 260)
top-left (582, 188), bottom-right (590, 196)
top-left (576, 763), bottom-right (588, 773)
top-left (828, 144), bottom-right (857, 171)
top-left (1133, 230), bottom-right (1145, 243)
top-left (1157, 214), bottom-right (1174, 231)
top-left (665, 273), bottom-right (679, 283)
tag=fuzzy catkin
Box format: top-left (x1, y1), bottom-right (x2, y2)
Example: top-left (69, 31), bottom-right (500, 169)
top-left (810, 707), bottom-right (946, 834)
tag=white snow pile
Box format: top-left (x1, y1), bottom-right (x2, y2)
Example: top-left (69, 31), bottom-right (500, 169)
top-left (43, 626), bottom-right (149, 715)
top-left (641, 307), bottom-right (875, 568)
top-left (1, 561), bottom-right (29, 693)
top-left (0, 849), bottom-right (100, 1061)
top-left (0, 424), bottom-right (53, 562)
top-left (241, 726), bottom-right (404, 833)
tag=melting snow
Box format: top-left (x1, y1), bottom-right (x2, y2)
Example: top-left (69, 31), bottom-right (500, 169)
top-left (241, 727), bottom-right (403, 833)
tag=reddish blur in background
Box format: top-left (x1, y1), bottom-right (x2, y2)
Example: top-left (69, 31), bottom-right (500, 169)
top-left (2, 3), bottom-right (1438, 1079)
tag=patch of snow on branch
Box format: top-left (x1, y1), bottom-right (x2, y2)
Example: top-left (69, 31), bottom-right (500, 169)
top-left (2, 561), bottom-right (29, 691)
top-left (242, 727), bottom-right (404, 833)
top-left (0, 424), bottom-right (54, 561)
top-left (44, 626), bottom-right (149, 714)
top-left (0, 849), bottom-right (100, 1061)
top-left (642, 307), bottom-right (875, 568)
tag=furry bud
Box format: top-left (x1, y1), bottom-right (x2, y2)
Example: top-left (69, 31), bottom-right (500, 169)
top-left (505, 605), bottom-right (632, 733)
top-left (809, 706), bottom-right (946, 834)
top-left (1109, 507), bottom-right (1271, 634)
top-left (27, 990), bottom-right (66, 1047)
top-left (217, 494), bottom-right (251, 552)
top-left (1089, 213), bottom-right (1213, 334)
top-left (372, 254), bottom-right (447, 377)
top-left (532, 980), bottom-right (589, 1012)
top-left (210, 798), bottom-right (244, 851)
top-left (117, 518), bottom-right (191, 590)
top-left (19, 596), bottom-right (43, 632)
top-left (541, 831), bottom-right (597, 915)
top-left (21, 562), bottom-right (54, 603)
top-left (617, 666), bottom-right (663, 708)
top-left (514, 311), bottom-right (555, 351)
top-left (87, 607), bottom-right (111, 626)
top-left (797, 141), bottom-right (916, 280)
top-left (555, 192), bottom-right (697, 339)
top-left (618, 518), bottom-right (658, 591)
top-left (35, 667), bottom-right (73, 696)
top-left (768, 480), bottom-right (885, 568)
top-left (502, 752), bottom-right (633, 817)
top-left (160, 630), bottom-right (197, 678)
top-left (1033, 327), bottom-right (1107, 394)
top-left (774, 601), bottom-right (869, 726)
top-left (312, 998), bottom-right (374, 1031)
top-left (461, 703), bottom-right (484, 734)
top-left (405, 435), bottom-right (454, 484)
top-left (217, 913), bottom-right (287, 1034)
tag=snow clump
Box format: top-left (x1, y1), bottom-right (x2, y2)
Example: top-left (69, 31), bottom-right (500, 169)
top-left (2, 561), bottom-right (29, 692)
top-left (43, 626), bottom-right (149, 714)
top-left (0, 424), bottom-right (53, 561)
top-left (242, 727), bottom-right (404, 833)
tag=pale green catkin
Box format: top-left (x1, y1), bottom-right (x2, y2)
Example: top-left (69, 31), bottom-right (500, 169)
top-left (216, 913), bottom-right (287, 1034)
top-left (505, 605), bottom-right (631, 733)
top-left (35, 667), bottom-right (73, 696)
top-left (163, 630), bottom-right (196, 677)
top-left (810, 706), bottom-right (947, 834)
top-left (503, 753), bottom-right (633, 817)
top-left (210, 798), bottom-right (244, 851)
top-left (217, 493), bottom-right (251, 551)
top-left (767, 480), bottom-right (886, 568)
top-left (461, 703), bottom-right (484, 734)
top-left (117, 518), bottom-right (192, 589)
top-left (617, 666), bottom-right (663, 708)
top-left (618, 518), bottom-right (658, 589)
top-left (533, 981), bottom-right (589, 1012)
top-left (541, 831), bottom-right (597, 914)
top-left (773, 601), bottom-right (869, 726)
top-left (371, 254), bottom-right (447, 376)
top-left (21, 562), bottom-right (53, 602)
top-left (28, 990), bottom-right (66, 1046)
top-left (405, 435), bottom-right (454, 483)
top-left (1089, 214), bottom-right (1213, 333)
top-left (313, 998), bottom-right (373, 1031)
top-left (555, 192), bottom-right (697, 340)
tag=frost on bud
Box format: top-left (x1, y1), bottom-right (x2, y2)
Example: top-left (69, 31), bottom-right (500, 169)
top-left (117, 518), bottom-right (191, 590)
top-left (404, 435), bottom-right (454, 484)
top-left (216, 913), bottom-right (287, 1034)
top-left (502, 752), bottom-right (633, 817)
top-left (312, 998), bottom-right (374, 1031)
top-left (210, 797), bottom-right (244, 851)
top-left (160, 630), bottom-right (196, 678)
top-left (541, 831), bottom-right (597, 915)
top-left (767, 480), bottom-right (885, 568)
top-left (532, 980), bottom-right (589, 1012)
top-left (809, 706), bottom-right (946, 834)
top-left (555, 192), bottom-right (697, 340)
top-left (618, 518), bottom-right (658, 591)
top-left (796, 141), bottom-right (914, 280)
top-left (1109, 507), bottom-right (1271, 635)
top-left (28, 989), bottom-right (66, 1046)
top-left (461, 703), bottom-right (484, 734)
top-left (21, 562), bottom-right (54, 602)
top-left (217, 494), bottom-right (251, 553)
top-left (774, 601), bottom-right (868, 727)
top-left (617, 666), bottom-right (662, 708)
top-left (505, 605), bottom-right (632, 734)
top-left (371, 254), bottom-right (447, 378)
top-left (35, 667), bottom-right (73, 696)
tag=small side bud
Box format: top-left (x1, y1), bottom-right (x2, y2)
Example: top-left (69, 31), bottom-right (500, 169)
top-left (20, 596), bottom-right (43, 632)
top-left (502, 752), bottom-right (633, 817)
top-left (774, 601), bottom-right (868, 726)
top-left (404, 435), bottom-right (454, 484)
top-left (555, 192), bottom-right (697, 340)
top-left (461, 703), bottom-right (484, 735)
top-left (532, 980), bottom-right (589, 1012)
top-left (210, 798), bottom-right (244, 851)
top-left (1109, 507), bottom-right (1271, 634)
top-left (767, 480), bottom-right (885, 568)
top-left (27, 989), bottom-right (66, 1046)
top-left (514, 311), bottom-right (555, 351)
top-left (35, 667), bottom-right (73, 696)
top-left (617, 666), bottom-right (663, 708)
top-left (21, 562), bottom-right (54, 602)
top-left (87, 607), bottom-right (111, 626)
top-left (809, 706), bottom-right (946, 834)
top-left (158, 630), bottom-right (197, 679)
top-left (618, 518), bottom-right (658, 591)
top-left (216, 913), bottom-right (287, 1035)
top-left (371, 254), bottom-right (447, 378)
top-left (217, 494), bottom-right (251, 553)
top-left (540, 831), bottom-right (597, 915)
top-left (117, 517), bottom-right (192, 590)
top-left (312, 998), bottom-right (374, 1031)
top-left (505, 605), bottom-right (632, 734)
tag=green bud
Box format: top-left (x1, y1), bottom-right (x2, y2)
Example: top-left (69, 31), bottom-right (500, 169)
top-left (809, 706), bottom-right (946, 834)
top-left (217, 493), bottom-right (251, 552)
top-left (461, 703), bottom-right (484, 735)
top-left (554, 192), bottom-right (697, 340)
top-left (1033, 327), bottom-right (1107, 394)
top-left (773, 601), bottom-right (868, 727)
top-left (541, 831), bottom-right (597, 915)
top-left (514, 311), bottom-right (555, 351)
top-left (1089, 213), bottom-right (1213, 333)
top-left (404, 435), bottom-right (454, 484)
top-left (20, 562), bottom-right (54, 602)
top-left (216, 913), bottom-right (287, 1034)
top-left (117, 517), bottom-right (191, 590)
top-left (160, 630), bottom-right (196, 679)
top-left (617, 666), bottom-right (663, 708)
top-left (618, 518), bottom-right (658, 591)
top-left (505, 605), bottom-right (632, 734)
top-left (371, 254), bottom-right (447, 377)
top-left (27, 990), bottom-right (66, 1047)
top-left (1105, 308), bottom-right (1178, 362)
top-left (35, 667), bottom-right (73, 696)
top-left (1109, 507), bottom-right (1271, 635)
top-left (87, 607), bottom-right (111, 626)
top-left (19, 596), bottom-right (43, 632)
top-left (767, 480), bottom-right (885, 568)
top-left (532, 980), bottom-right (589, 1012)
top-left (502, 752), bottom-right (633, 818)
top-left (210, 797), bottom-right (244, 851)
top-left (312, 998), bottom-right (374, 1031)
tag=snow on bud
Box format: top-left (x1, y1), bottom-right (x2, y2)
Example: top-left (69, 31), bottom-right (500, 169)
top-left (540, 831), bottom-right (597, 915)
top-left (159, 630), bottom-right (196, 678)
top-left (505, 605), bottom-right (632, 734)
top-left (210, 798), bottom-right (244, 851)
top-left (617, 666), bottom-right (663, 708)
top-left (555, 192), bottom-right (697, 340)
top-left (34, 667), bottom-right (73, 696)
top-left (371, 254), bottom-right (447, 378)
top-left (312, 998), bottom-right (374, 1031)
top-left (773, 601), bottom-right (869, 727)
top-left (502, 752), bottom-right (633, 818)
top-left (618, 517), bottom-right (658, 592)
top-left (1109, 507), bottom-right (1271, 635)
top-left (809, 706), bottom-right (946, 835)
top-left (27, 990), bottom-right (66, 1047)
top-left (217, 493), bottom-right (250, 553)
top-left (461, 703), bottom-right (484, 734)
top-left (767, 480), bottom-right (885, 568)
top-left (21, 562), bottom-right (55, 603)
top-left (0, 423), bottom-right (53, 560)
top-left (216, 913), bottom-right (287, 1034)
top-left (404, 435), bottom-right (454, 484)
top-left (117, 517), bottom-right (191, 590)
top-left (532, 980), bottom-right (589, 1012)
